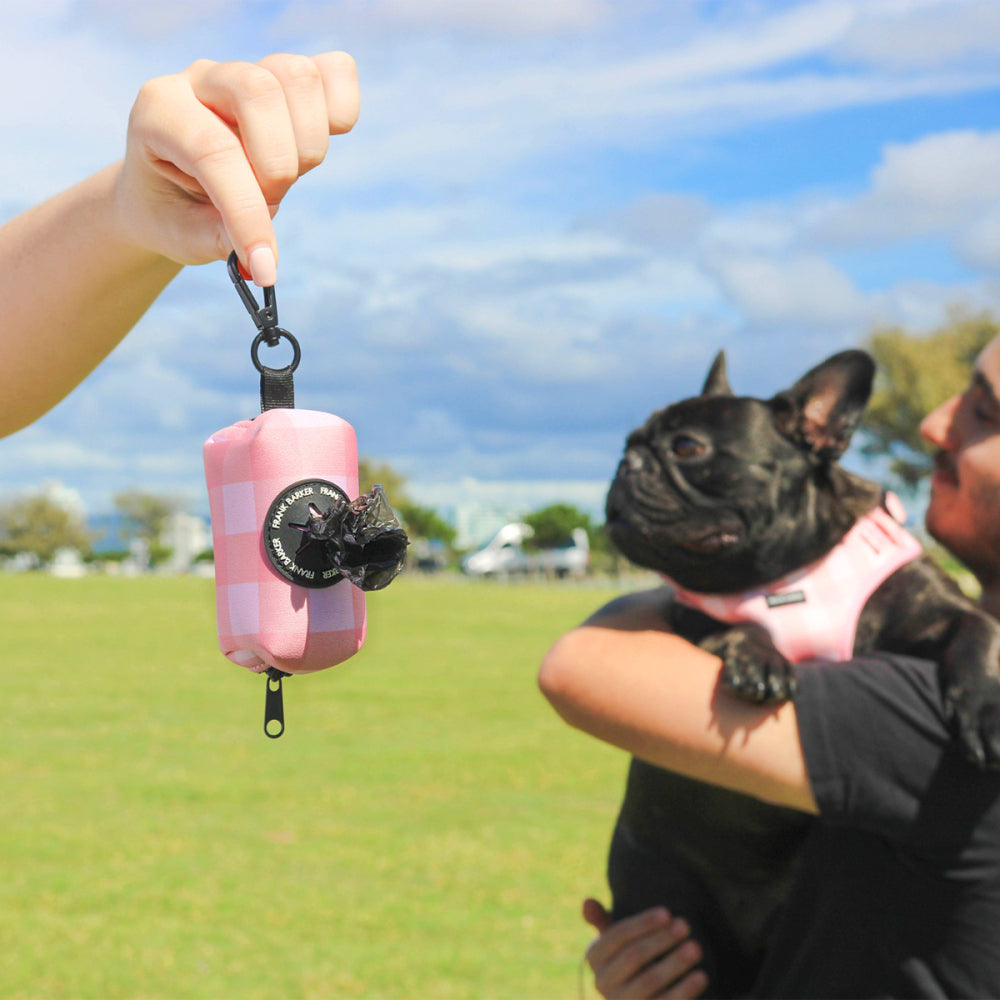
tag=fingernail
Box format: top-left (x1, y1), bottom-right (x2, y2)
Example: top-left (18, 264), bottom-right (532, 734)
top-left (248, 245), bottom-right (277, 287)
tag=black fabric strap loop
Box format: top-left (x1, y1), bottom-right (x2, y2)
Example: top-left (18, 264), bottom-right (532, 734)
top-left (251, 329), bottom-right (301, 411)
top-left (260, 366), bottom-right (296, 411)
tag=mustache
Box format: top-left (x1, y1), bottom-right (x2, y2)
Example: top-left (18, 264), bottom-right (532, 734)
top-left (932, 450), bottom-right (958, 480)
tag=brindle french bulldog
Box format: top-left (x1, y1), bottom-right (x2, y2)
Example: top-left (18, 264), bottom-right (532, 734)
top-left (602, 349), bottom-right (1000, 997)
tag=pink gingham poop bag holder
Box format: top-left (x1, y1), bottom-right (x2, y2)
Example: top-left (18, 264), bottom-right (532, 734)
top-left (204, 255), bottom-right (408, 737)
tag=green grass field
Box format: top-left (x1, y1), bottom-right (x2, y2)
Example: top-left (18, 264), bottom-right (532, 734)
top-left (0, 573), bottom-right (631, 999)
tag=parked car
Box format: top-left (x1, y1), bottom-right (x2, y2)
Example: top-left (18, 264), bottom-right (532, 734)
top-left (462, 523), bottom-right (589, 578)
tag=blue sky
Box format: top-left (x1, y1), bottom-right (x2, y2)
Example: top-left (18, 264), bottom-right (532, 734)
top-left (3, 0), bottom-right (1000, 520)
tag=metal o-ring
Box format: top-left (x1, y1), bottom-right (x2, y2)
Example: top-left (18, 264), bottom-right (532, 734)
top-left (251, 329), bottom-right (301, 374)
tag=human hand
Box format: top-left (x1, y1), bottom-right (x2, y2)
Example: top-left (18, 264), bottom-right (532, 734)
top-left (583, 898), bottom-right (707, 999)
top-left (114, 51), bottom-right (360, 285)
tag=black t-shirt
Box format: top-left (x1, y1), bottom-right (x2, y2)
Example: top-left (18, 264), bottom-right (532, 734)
top-left (751, 653), bottom-right (1000, 999)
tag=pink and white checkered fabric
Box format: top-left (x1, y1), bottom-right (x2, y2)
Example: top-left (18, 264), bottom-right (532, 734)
top-left (666, 494), bottom-right (922, 663)
top-left (203, 408), bottom-right (367, 674)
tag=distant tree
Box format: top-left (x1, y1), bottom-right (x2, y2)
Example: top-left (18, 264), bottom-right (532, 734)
top-left (523, 504), bottom-right (594, 549)
top-left (357, 459), bottom-right (457, 546)
top-left (397, 503), bottom-right (457, 546)
top-left (357, 459), bottom-right (409, 504)
top-left (85, 549), bottom-right (129, 566)
top-left (148, 543), bottom-right (174, 568)
top-left (861, 308), bottom-right (999, 492)
top-left (114, 490), bottom-right (182, 543)
top-left (0, 493), bottom-right (93, 562)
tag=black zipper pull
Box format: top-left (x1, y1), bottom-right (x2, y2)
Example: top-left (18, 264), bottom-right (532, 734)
top-left (264, 667), bottom-right (290, 739)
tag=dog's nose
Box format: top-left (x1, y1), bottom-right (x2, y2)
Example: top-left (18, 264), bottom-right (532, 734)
top-left (625, 448), bottom-right (646, 473)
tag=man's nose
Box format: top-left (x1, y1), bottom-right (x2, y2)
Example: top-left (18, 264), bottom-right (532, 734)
top-left (920, 394), bottom-right (961, 450)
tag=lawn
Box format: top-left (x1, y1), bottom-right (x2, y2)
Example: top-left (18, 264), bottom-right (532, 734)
top-left (0, 573), bottom-right (631, 999)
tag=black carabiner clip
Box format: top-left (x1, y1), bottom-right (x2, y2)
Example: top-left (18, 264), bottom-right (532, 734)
top-left (227, 251), bottom-right (279, 345)
top-left (226, 251), bottom-right (301, 411)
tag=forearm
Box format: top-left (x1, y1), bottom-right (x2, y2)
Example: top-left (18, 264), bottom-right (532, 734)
top-left (538, 591), bottom-right (818, 813)
top-left (0, 163), bottom-right (181, 437)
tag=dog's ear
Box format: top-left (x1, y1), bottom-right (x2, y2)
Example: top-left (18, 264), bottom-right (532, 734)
top-left (701, 351), bottom-right (732, 397)
top-left (770, 350), bottom-right (875, 460)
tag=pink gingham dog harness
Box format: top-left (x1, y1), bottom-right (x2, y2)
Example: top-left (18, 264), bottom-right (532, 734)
top-left (204, 407), bottom-right (367, 675)
top-left (666, 494), bottom-right (922, 663)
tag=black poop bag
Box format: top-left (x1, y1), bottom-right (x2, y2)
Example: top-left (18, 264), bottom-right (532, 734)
top-left (292, 484), bottom-right (409, 591)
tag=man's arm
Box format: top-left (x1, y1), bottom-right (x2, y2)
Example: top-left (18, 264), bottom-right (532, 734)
top-left (538, 587), bottom-right (818, 814)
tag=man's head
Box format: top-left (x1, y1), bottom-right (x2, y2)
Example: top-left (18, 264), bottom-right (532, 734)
top-left (921, 335), bottom-right (1000, 598)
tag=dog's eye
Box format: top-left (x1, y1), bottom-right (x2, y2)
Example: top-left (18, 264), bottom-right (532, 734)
top-left (671, 434), bottom-right (705, 459)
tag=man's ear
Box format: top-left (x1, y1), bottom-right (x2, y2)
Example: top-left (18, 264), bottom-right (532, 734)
top-left (770, 350), bottom-right (875, 460)
top-left (701, 350), bottom-right (732, 397)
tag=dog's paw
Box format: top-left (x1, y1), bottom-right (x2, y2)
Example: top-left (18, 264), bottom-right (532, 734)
top-left (701, 627), bottom-right (797, 704)
top-left (945, 678), bottom-right (1000, 770)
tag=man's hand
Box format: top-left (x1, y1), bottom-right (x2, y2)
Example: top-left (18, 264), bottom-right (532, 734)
top-left (583, 898), bottom-right (707, 999)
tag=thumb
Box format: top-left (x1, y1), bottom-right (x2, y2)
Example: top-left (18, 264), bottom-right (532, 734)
top-left (582, 897), bottom-right (613, 934)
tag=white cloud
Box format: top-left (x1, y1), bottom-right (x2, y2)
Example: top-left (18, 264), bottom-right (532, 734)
top-left (834, 0), bottom-right (1000, 69)
top-left (866, 130), bottom-right (1000, 219)
top-left (364, 0), bottom-right (613, 37)
top-left (71, 0), bottom-right (243, 37)
top-left (814, 130), bottom-right (1000, 247)
top-left (959, 208), bottom-right (1000, 272)
top-left (707, 253), bottom-right (869, 329)
top-left (0, 9), bottom-right (167, 204)
top-left (289, 1), bottom-right (1000, 195)
top-left (703, 205), bottom-right (801, 256)
top-left (591, 1), bottom-right (857, 91)
top-left (0, 430), bottom-right (122, 473)
top-left (587, 193), bottom-right (714, 250)
top-left (1, 2), bottom-right (999, 515)
top-left (863, 276), bottom-right (999, 333)
top-left (275, 0), bottom-right (619, 40)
